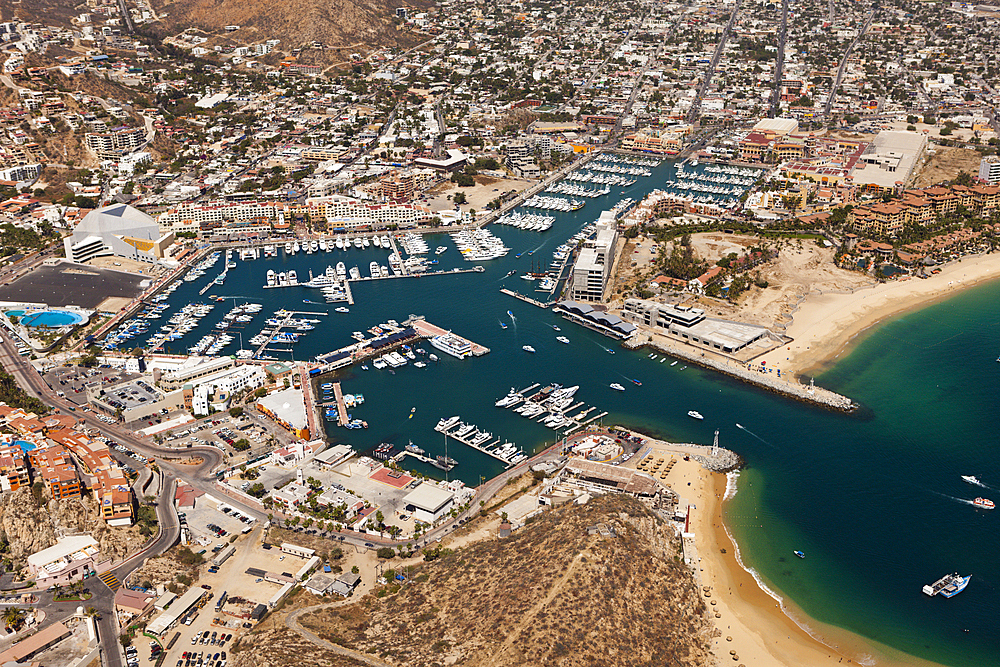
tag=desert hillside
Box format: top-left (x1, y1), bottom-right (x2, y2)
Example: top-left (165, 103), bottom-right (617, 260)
top-left (149, 0), bottom-right (431, 53)
top-left (229, 494), bottom-right (714, 667)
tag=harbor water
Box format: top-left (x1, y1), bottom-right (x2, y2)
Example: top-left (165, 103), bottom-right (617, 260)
top-left (117, 158), bottom-right (1000, 666)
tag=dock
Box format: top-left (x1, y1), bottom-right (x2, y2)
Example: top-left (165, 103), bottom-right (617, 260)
top-left (252, 309), bottom-right (327, 358)
top-left (410, 319), bottom-right (490, 356)
top-left (348, 266), bottom-right (483, 282)
top-left (497, 383), bottom-right (610, 436)
top-left (435, 420), bottom-right (523, 467)
top-left (394, 450), bottom-right (456, 471)
top-left (500, 288), bottom-right (552, 309)
top-left (331, 382), bottom-right (348, 425)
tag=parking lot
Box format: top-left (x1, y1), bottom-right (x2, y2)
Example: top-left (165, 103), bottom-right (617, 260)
top-left (161, 411), bottom-right (283, 462)
top-left (180, 497), bottom-right (256, 549)
top-left (43, 364), bottom-right (136, 405)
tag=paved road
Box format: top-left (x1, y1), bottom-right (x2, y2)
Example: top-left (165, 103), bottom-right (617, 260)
top-left (823, 10), bottom-right (876, 117)
top-left (769, 0), bottom-right (789, 118)
top-left (687, 0), bottom-right (741, 123)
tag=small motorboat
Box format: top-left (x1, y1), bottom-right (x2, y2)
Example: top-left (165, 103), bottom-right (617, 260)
top-left (688, 411), bottom-right (704, 420)
top-left (610, 383), bottom-right (625, 391)
top-left (794, 551), bottom-right (805, 559)
top-left (961, 475), bottom-right (981, 485)
top-left (556, 336), bottom-right (570, 344)
top-left (973, 497), bottom-right (995, 510)
top-left (335, 307), bottom-right (349, 313)
top-left (522, 345), bottom-right (536, 353)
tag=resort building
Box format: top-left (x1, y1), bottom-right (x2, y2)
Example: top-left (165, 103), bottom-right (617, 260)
top-left (29, 444), bottom-right (82, 499)
top-left (84, 126), bottom-right (145, 160)
top-left (0, 438), bottom-right (29, 491)
top-left (305, 195), bottom-right (432, 230)
top-left (64, 203), bottom-right (175, 264)
top-left (849, 131), bottom-right (927, 195)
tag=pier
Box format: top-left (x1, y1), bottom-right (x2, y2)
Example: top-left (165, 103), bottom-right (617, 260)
top-left (435, 420), bottom-right (523, 467)
top-left (497, 383), bottom-right (611, 437)
top-left (252, 309), bottom-right (328, 358)
top-left (500, 288), bottom-right (552, 309)
top-left (331, 382), bottom-right (348, 425)
top-left (410, 319), bottom-right (490, 356)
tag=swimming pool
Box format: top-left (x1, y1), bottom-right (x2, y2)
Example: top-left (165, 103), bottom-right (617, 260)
top-left (13, 440), bottom-right (36, 453)
top-left (19, 310), bottom-right (86, 328)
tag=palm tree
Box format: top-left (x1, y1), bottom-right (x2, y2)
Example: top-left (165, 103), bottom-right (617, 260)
top-left (3, 608), bottom-right (24, 630)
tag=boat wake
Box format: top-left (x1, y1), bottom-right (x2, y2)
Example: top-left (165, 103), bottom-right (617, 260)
top-left (736, 422), bottom-right (777, 449)
top-left (934, 492), bottom-right (977, 507)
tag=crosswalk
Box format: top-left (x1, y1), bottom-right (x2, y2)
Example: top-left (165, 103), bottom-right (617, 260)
top-left (98, 571), bottom-right (121, 591)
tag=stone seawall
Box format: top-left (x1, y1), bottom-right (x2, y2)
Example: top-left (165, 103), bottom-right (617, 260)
top-left (624, 334), bottom-right (857, 412)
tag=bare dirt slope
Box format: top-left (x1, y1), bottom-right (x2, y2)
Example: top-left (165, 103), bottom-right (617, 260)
top-left (913, 146), bottom-right (982, 187)
top-left (230, 495), bottom-right (713, 667)
top-left (150, 0), bottom-right (431, 52)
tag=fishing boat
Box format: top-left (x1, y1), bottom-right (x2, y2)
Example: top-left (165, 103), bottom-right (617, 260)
top-left (923, 573), bottom-right (971, 597)
top-left (688, 411), bottom-right (704, 420)
top-left (335, 307), bottom-right (349, 313)
top-left (522, 345), bottom-right (536, 353)
top-left (962, 475), bottom-right (981, 485)
top-left (610, 383), bottom-right (625, 391)
top-left (973, 497), bottom-right (995, 509)
top-left (794, 551), bottom-right (805, 559)
top-left (556, 336), bottom-right (570, 344)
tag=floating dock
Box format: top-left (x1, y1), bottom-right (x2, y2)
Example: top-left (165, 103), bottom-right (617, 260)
top-left (500, 288), bottom-right (552, 309)
top-left (434, 420), bottom-right (524, 467)
top-left (331, 382), bottom-right (348, 425)
top-left (498, 383), bottom-right (609, 436)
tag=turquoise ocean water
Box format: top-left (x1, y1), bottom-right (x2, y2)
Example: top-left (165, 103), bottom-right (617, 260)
top-left (127, 159), bottom-right (999, 666)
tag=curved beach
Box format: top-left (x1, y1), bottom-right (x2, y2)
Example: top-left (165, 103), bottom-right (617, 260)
top-left (755, 251), bottom-right (1000, 378)
top-left (690, 251), bottom-right (1000, 666)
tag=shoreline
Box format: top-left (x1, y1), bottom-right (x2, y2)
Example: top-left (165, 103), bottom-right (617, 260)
top-left (756, 251), bottom-right (1000, 378)
top-left (691, 468), bottom-right (948, 667)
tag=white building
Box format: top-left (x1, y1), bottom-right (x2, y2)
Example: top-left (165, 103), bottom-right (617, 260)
top-left (979, 156), bottom-right (1000, 184)
top-left (64, 203), bottom-right (174, 264)
top-left (187, 365), bottom-right (265, 416)
top-left (402, 483), bottom-right (455, 524)
top-left (570, 219), bottom-right (618, 302)
top-left (26, 535), bottom-right (99, 587)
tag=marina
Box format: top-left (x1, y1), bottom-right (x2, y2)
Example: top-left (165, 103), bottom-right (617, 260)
top-left (433, 415), bottom-right (526, 467)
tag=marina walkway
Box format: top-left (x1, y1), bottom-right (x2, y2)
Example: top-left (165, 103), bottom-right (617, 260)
top-left (331, 382), bottom-right (348, 425)
top-left (500, 288), bottom-right (552, 309)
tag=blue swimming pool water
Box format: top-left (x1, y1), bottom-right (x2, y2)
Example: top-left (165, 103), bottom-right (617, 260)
top-left (19, 310), bottom-right (85, 327)
top-left (13, 440), bottom-right (36, 453)
top-left (5, 310), bottom-right (24, 318)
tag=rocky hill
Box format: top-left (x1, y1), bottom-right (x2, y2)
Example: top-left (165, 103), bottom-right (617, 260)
top-left (229, 495), bottom-right (714, 667)
top-left (0, 487), bottom-right (148, 567)
top-left (148, 0), bottom-right (431, 54)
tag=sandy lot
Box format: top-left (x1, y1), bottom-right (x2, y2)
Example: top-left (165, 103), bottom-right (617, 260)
top-left (425, 175), bottom-right (532, 216)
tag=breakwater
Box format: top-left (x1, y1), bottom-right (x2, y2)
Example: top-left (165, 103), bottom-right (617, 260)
top-left (624, 333), bottom-right (857, 412)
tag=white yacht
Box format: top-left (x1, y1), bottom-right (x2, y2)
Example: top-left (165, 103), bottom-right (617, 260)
top-left (522, 345), bottom-right (536, 353)
top-left (319, 239), bottom-right (327, 251)
top-left (287, 270), bottom-right (298, 285)
top-left (380, 235), bottom-right (390, 247)
top-left (370, 261), bottom-right (381, 278)
top-left (336, 262), bottom-right (347, 279)
top-left (435, 246), bottom-right (448, 255)
top-left (354, 237), bottom-right (363, 249)
top-left (310, 240), bottom-right (319, 252)
top-left (688, 411), bottom-right (704, 420)
top-left (293, 241), bottom-right (301, 253)
top-left (284, 242), bottom-right (293, 254)
top-left (335, 237), bottom-right (345, 250)
top-left (349, 266), bottom-right (360, 280)
top-left (610, 383), bottom-right (625, 391)
top-left (362, 237), bottom-right (370, 248)
top-left (266, 269), bottom-right (276, 286)
top-left (373, 236), bottom-right (382, 248)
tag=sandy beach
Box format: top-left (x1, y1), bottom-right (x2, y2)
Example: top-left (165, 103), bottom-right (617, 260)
top-left (682, 466), bottom-right (948, 667)
top-left (756, 251), bottom-right (1000, 377)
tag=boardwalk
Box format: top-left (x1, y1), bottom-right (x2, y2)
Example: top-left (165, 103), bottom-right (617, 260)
top-left (410, 319), bottom-right (490, 356)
